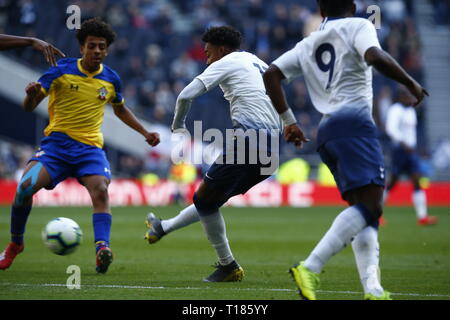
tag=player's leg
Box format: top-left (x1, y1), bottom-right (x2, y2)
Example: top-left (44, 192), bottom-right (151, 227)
top-left (303, 185), bottom-right (382, 270)
top-left (290, 137), bottom-right (387, 300)
top-left (404, 149), bottom-right (436, 225)
top-left (291, 185), bottom-right (385, 300)
top-left (78, 174), bottom-right (113, 273)
top-left (146, 178), bottom-right (241, 280)
top-left (351, 228), bottom-right (390, 300)
top-left (193, 180), bottom-right (244, 282)
top-left (0, 161), bottom-right (52, 270)
top-left (73, 140), bottom-right (115, 273)
top-left (303, 139), bottom-right (385, 270)
top-left (410, 173), bottom-right (437, 225)
top-left (346, 185), bottom-right (390, 299)
top-left (79, 174), bottom-right (111, 213)
top-left (145, 131), bottom-right (269, 244)
top-left (12, 161), bottom-right (53, 242)
top-left (411, 173), bottom-right (427, 220)
top-left (144, 204), bottom-right (200, 244)
top-left (351, 226), bottom-right (383, 297)
top-left (79, 174), bottom-right (111, 247)
top-left (194, 135), bottom-right (275, 283)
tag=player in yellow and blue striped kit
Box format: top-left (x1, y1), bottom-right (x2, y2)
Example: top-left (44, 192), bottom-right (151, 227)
top-left (0, 18), bottom-right (160, 273)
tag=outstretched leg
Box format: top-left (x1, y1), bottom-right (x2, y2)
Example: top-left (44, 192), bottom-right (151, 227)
top-left (0, 161), bottom-right (52, 270)
top-left (144, 204), bottom-right (200, 244)
top-left (193, 181), bottom-right (244, 282)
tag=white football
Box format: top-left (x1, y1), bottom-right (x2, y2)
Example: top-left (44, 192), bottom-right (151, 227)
top-left (42, 217), bottom-right (83, 255)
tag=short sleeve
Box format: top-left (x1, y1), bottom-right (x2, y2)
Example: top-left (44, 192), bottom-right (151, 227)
top-left (111, 75), bottom-right (124, 105)
top-left (353, 19), bottom-right (381, 59)
top-left (271, 42), bottom-right (303, 83)
top-left (38, 66), bottom-right (62, 96)
top-left (195, 59), bottom-right (230, 91)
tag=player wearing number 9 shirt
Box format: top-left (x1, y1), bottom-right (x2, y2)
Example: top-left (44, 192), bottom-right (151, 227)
top-left (264, 0), bottom-right (428, 300)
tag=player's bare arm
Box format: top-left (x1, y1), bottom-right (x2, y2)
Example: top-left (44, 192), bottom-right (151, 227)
top-left (23, 82), bottom-right (45, 112)
top-left (364, 47), bottom-right (429, 106)
top-left (112, 103), bottom-right (160, 147)
top-left (30, 37), bottom-right (65, 67)
top-left (0, 34), bottom-right (65, 66)
top-left (263, 64), bottom-right (309, 148)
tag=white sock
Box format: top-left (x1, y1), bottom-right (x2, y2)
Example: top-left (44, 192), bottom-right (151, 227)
top-left (412, 190), bottom-right (427, 220)
top-left (161, 204), bottom-right (200, 233)
top-left (304, 205), bottom-right (368, 274)
top-left (352, 226), bottom-right (384, 296)
top-left (199, 211), bottom-right (234, 266)
top-left (383, 189), bottom-right (389, 203)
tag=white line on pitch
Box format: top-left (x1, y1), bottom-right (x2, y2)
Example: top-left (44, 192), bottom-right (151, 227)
top-left (1, 282), bottom-right (449, 298)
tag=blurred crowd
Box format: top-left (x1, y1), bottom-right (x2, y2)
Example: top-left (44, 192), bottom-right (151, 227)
top-left (431, 0), bottom-right (450, 25)
top-left (0, 138), bottom-right (33, 180)
top-left (0, 0), bottom-right (443, 179)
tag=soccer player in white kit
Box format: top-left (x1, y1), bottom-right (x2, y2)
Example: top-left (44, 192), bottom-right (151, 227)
top-left (263, 0), bottom-right (428, 300)
top-left (144, 26), bottom-right (282, 282)
top-left (384, 86), bottom-right (437, 226)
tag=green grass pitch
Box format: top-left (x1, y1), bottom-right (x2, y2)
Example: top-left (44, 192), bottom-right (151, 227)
top-left (0, 205), bottom-right (449, 300)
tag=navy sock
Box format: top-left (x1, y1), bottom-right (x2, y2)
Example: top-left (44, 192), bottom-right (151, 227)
top-left (10, 205), bottom-right (32, 245)
top-left (92, 213), bottom-right (112, 252)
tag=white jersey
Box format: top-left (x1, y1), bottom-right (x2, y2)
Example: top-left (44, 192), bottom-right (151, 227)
top-left (385, 102), bottom-right (417, 148)
top-left (196, 51), bottom-right (281, 131)
top-left (272, 17), bottom-right (381, 115)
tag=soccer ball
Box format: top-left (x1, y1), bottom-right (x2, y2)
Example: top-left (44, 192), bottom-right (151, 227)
top-left (42, 217), bottom-right (83, 255)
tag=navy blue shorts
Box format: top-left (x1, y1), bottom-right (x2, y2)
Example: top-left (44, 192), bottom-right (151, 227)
top-left (390, 145), bottom-right (421, 176)
top-left (203, 130), bottom-right (278, 201)
top-left (30, 132), bottom-right (111, 189)
top-left (318, 136), bottom-right (385, 199)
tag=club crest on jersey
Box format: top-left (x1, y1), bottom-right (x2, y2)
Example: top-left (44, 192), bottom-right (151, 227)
top-left (98, 87), bottom-right (108, 100)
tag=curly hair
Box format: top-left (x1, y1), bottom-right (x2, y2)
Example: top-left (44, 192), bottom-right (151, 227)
top-left (76, 18), bottom-right (116, 46)
top-left (201, 26), bottom-right (242, 50)
top-left (317, 0), bottom-right (355, 17)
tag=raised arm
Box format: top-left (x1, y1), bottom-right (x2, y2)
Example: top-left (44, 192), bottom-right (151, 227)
top-left (171, 78), bottom-right (207, 131)
top-left (365, 47), bottom-right (428, 106)
top-left (0, 34), bottom-right (65, 66)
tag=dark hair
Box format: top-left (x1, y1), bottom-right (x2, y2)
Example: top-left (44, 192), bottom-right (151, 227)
top-left (76, 18), bottom-right (116, 46)
top-left (201, 26), bottom-right (242, 50)
top-left (317, 0), bottom-right (355, 17)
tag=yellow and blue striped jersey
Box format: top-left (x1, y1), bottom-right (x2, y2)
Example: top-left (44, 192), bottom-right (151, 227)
top-left (38, 58), bottom-right (124, 148)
